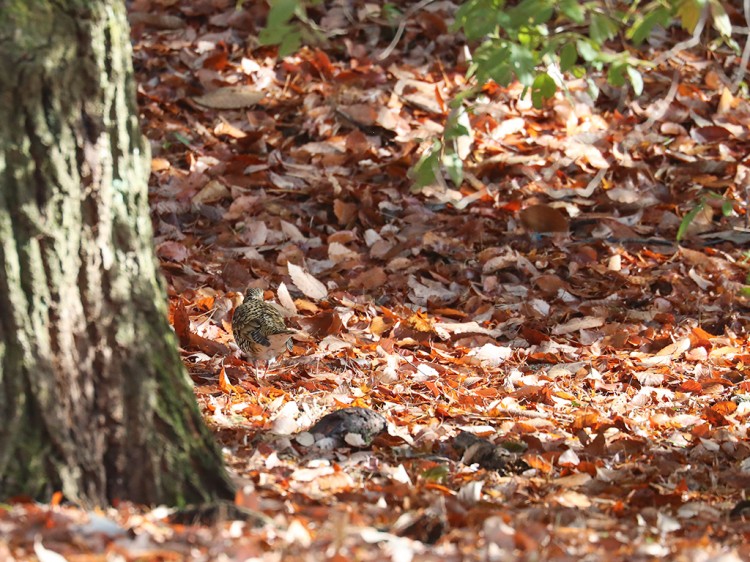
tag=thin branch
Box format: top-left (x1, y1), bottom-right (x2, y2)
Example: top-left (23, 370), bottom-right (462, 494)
top-left (652, 3), bottom-right (708, 67)
top-left (638, 68), bottom-right (681, 132)
top-left (377, 0), bottom-right (437, 61)
top-left (732, 0), bottom-right (750, 91)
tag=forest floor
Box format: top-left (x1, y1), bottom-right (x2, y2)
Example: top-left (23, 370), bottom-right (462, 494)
top-left (7, 0), bottom-right (750, 560)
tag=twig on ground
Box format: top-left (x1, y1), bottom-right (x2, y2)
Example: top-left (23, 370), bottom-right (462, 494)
top-left (652, 3), bottom-right (708, 67)
top-left (377, 0), bottom-right (437, 61)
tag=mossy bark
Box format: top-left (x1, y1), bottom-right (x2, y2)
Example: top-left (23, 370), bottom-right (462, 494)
top-left (0, 0), bottom-right (234, 506)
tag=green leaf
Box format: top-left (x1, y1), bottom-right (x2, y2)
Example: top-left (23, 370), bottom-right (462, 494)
top-left (576, 39), bottom-right (599, 62)
top-left (531, 72), bottom-right (556, 108)
top-left (560, 42), bottom-right (578, 71)
top-left (626, 66), bottom-right (643, 95)
top-left (628, 7), bottom-right (671, 45)
top-left (559, 0), bottom-right (585, 24)
top-left (475, 42), bottom-right (515, 85)
top-left (721, 200), bottom-right (734, 216)
top-left (508, 0), bottom-right (553, 27)
top-left (450, 85), bottom-right (481, 107)
top-left (381, 3), bottom-right (402, 23)
top-left (267, 0), bottom-right (299, 28)
top-left (500, 439), bottom-right (528, 453)
top-left (410, 141), bottom-right (442, 191)
top-left (278, 30), bottom-right (301, 57)
top-left (677, 201), bottom-right (706, 242)
top-left (740, 286), bottom-right (750, 297)
top-left (489, 60), bottom-right (514, 86)
top-left (443, 150), bottom-right (464, 186)
top-left (421, 465), bottom-right (449, 481)
top-left (258, 23), bottom-right (293, 46)
top-left (678, 0), bottom-right (704, 33)
top-left (454, 0), bottom-right (502, 38)
top-left (590, 12), bottom-right (619, 44)
top-left (710, 0), bottom-right (732, 38)
top-left (445, 107), bottom-right (471, 140)
top-left (509, 43), bottom-right (536, 86)
top-left (607, 62), bottom-right (627, 87)
top-left (173, 132), bottom-right (192, 146)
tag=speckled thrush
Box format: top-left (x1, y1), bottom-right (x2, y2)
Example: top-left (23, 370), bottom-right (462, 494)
top-left (232, 287), bottom-right (294, 373)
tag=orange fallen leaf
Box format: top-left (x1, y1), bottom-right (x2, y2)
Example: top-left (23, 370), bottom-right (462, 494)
top-left (703, 406), bottom-right (729, 426)
top-left (406, 310), bottom-right (434, 332)
top-left (712, 401), bottom-right (737, 415)
top-left (679, 380), bottom-right (703, 394)
top-left (218, 367), bottom-right (238, 394)
top-left (172, 301), bottom-right (191, 347)
top-left (572, 411), bottom-right (600, 431)
top-left (525, 454), bottom-right (553, 473)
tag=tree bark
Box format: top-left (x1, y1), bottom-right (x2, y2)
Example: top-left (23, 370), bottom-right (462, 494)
top-left (0, 0), bottom-right (234, 506)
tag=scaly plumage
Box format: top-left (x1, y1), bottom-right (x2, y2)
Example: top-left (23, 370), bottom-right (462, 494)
top-left (232, 288), bottom-right (294, 372)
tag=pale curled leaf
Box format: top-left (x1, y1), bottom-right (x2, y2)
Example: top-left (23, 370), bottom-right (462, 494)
top-left (469, 344), bottom-right (513, 367)
top-left (192, 180), bottom-right (230, 205)
top-left (433, 321), bottom-right (504, 339)
top-left (558, 448), bottom-right (580, 467)
top-left (656, 337), bottom-right (691, 358)
top-left (288, 262), bottom-right (328, 300)
top-left (193, 87), bottom-right (264, 109)
top-left (276, 282), bottom-right (297, 315)
top-left (688, 267), bottom-right (712, 290)
top-left (551, 316), bottom-right (604, 335)
top-left (555, 490), bottom-right (591, 509)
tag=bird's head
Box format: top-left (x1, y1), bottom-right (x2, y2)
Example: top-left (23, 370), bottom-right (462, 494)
top-left (244, 287), bottom-right (265, 300)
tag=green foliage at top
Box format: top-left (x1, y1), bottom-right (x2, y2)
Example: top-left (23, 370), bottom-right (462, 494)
top-left (254, 0), bottom-right (739, 200)
top-left (408, 0), bottom-right (738, 194)
top-left (256, 0), bottom-right (735, 101)
top-left (452, 0), bottom-right (735, 108)
top-left (257, 0), bottom-right (324, 57)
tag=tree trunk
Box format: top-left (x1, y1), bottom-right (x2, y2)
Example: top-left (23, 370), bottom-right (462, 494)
top-left (0, 0), bottom-right (234, 506)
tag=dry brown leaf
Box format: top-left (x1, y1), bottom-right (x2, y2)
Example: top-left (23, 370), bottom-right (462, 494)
top-left (218, 366), bottom-right (238, 394)
top-left (297, 310), bottom-right (343, 338)
top-left (519, 204), bottom-right (569, 233)
top-left (333, 199), bottom-right (358, 225)
top-left (351, 267), bottom-right (387, 290)
top-left (156, 240), bottom-right (189, 263)
top-left (656, 337), bottom-right (691, 358)
top-left (535, 274), bottom-right (567, 295)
